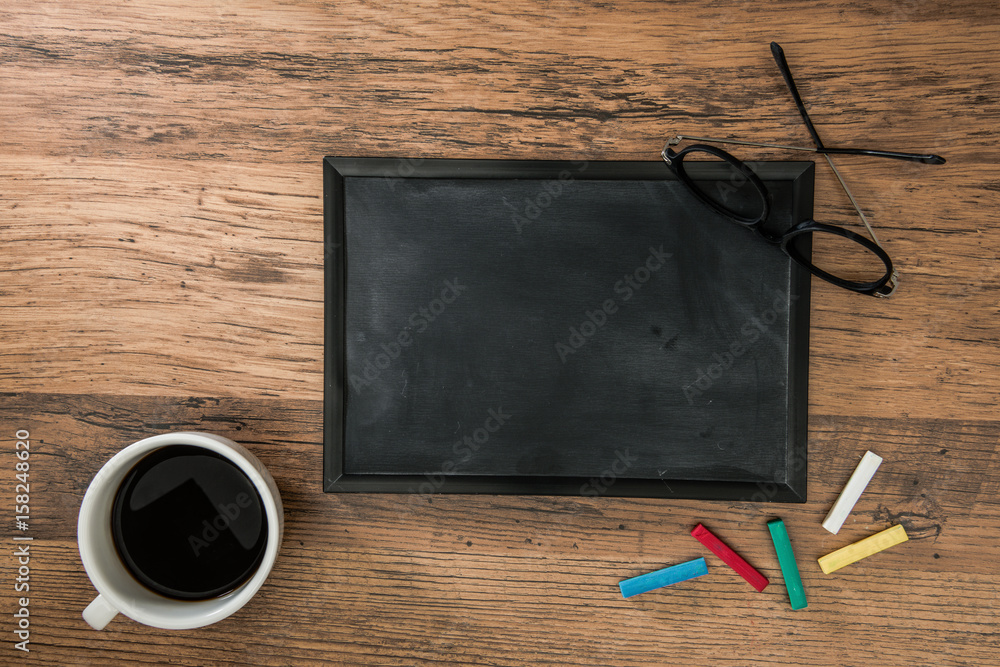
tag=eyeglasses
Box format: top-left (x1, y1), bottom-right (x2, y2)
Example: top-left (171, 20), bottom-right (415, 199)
top-left (661, 42), bottom-right (945, 297)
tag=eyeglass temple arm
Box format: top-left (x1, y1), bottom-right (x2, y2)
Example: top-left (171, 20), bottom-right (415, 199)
top-left (770, 42), bottom-right (826, 150)
top-left (770, 42), bottom-right (945, 165)
top-left (772, 40), bottom-right (901, 298)
top-left (821, 146), bottom-right (945, 165)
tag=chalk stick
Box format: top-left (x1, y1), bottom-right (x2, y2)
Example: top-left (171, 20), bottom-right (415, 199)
top-left (691, 523), bottom-right (769, 592)
top-left (619, 557), bottom-right (708, 598)
top-left (823, 451), bottom-right (883, 534)
top-left (766, 519), bottom-right (807, 610)
top-left (818, 524), bottom-right (909, 574)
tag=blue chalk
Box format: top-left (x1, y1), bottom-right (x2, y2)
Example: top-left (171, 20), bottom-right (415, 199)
top-left (619, 557), bottom-right (708, 598)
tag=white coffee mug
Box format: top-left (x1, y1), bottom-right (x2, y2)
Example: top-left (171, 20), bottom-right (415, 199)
top-left (77, 432), bottom-right (283, 630)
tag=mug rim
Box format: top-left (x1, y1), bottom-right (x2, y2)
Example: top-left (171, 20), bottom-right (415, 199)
top-left (77, 432), bottom-right (283, 630)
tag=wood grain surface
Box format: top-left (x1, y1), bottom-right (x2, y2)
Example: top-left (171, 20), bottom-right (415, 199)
top-left (2, 1), bottom-right (998, 665)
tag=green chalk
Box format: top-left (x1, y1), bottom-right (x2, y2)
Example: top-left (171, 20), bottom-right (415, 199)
top-left (767, 518), bottom-right (807, 610)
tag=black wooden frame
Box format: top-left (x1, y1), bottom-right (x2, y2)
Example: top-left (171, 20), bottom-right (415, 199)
top-left (323, 157), bottom-right (812, 502)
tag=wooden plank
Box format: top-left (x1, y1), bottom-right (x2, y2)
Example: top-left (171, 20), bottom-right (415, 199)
top-left (2, 394), bottom-right (999, 664)
top-left (0, 158), bottom-right (325, 400)
top-left (2, 0), bottom-right (1000, 663)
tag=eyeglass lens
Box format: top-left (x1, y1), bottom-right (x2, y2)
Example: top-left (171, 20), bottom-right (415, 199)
top-left (676, 147), bottom-right (767, 223)
top-left (785, 229), bottom-right (891, 288)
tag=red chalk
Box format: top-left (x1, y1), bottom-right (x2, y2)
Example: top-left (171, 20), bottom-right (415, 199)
top-left (691, 523), bottom-right (769, 592)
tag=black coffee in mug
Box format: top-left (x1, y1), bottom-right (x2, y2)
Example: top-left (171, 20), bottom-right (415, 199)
top-left (111, 445), bottom-right (268, 600)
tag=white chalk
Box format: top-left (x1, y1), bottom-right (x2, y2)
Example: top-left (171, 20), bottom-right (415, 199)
top-left (822, 451), bottom-right (883, 534)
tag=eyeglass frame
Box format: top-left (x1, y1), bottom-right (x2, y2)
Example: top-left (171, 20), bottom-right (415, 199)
top-left (660, 42), bottom-right (945, 298)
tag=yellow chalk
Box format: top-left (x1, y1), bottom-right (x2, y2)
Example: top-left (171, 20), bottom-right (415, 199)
top-left (818, 524), bottom-right (909, 574)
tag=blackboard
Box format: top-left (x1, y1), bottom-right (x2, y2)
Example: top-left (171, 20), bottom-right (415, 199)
top-left (324, 158), bottom-right (812, 502)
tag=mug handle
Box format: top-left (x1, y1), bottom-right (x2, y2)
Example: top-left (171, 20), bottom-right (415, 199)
top-left (83, 594), bottom-right (118, 630)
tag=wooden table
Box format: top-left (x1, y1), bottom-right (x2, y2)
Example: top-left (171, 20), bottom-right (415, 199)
top-left (2, 2), bottom-right (998, 664)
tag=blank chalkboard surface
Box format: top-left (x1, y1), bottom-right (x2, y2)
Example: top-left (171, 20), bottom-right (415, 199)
top-left (324, 158), bottom-right (812, 501)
